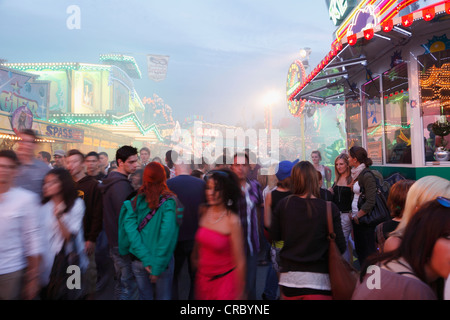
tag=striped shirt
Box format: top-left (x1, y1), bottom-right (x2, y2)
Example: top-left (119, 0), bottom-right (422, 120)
top-left (237, 179), bottom-right (263, 256)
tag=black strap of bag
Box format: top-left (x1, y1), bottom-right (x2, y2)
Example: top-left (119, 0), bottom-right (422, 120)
top-left (137, 194), bottom-right (172, 232)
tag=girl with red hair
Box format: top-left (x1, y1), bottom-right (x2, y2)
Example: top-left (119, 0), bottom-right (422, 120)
top-left (119, 162), bottom-right (181, 300)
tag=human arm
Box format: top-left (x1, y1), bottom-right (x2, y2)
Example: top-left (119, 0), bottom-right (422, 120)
top-left (270, 198), bottom-right (285, 242)
top-left (263, 192), bottom-right (272, 229)
top-left (55, 200), bottom-right (85, 242)
top-left (121, 198), bottom-right (152, 264)
top-left (353, 171), bottom-right (377, 223)
top-left (383, 235), bottom-right (402, 253)
top-left (21, 193), bottom-right (43, 299)
top-left (151, 199), bottom-right (178, 277)
top-left (325, 167), bottom-right (332, 188)
top-left (85, 182), bottom-right (104, 255)
top-left (331, 203), bottom-right (347, 254)
top-left (229, 214), bottom-right (246, 300)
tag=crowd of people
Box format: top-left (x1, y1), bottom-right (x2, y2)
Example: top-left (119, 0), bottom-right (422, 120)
top-left (0, 129), bottom-right (449, 300)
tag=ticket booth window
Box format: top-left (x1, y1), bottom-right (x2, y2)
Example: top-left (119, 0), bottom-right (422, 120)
top-left (382, 62), bottom-right (412, 164)
top-left (362, 76), bottom-right (383, 165)
top-left (419, 48), bottom-right (450, 162)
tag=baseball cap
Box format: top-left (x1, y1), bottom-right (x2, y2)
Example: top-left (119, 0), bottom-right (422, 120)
top-left (53, 150), bottom-right (65, 157)
top-left (275, 159), bottom-right (299, 181)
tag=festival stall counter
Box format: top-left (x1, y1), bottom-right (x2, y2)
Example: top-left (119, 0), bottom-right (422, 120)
top-left (288, 0), bottom-right (450, 180)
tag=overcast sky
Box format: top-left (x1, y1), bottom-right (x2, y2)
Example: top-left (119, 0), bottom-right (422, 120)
top-left (0, 0), bottom-right (337, 127)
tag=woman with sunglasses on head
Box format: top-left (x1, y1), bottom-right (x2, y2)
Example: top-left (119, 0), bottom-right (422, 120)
top-left (384, 176), bottom-right (450, 253)
top-left (192, 169), bottom-right (246, 300)
top-left (352, 197), bottom-right (450, 300)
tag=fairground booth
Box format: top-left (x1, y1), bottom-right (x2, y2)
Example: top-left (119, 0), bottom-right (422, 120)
top-left (288, 0), bottom-right (450, 180)
top-left (1, 54), bottom-right (164, 157)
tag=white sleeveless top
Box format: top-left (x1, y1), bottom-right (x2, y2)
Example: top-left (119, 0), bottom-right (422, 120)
top-left (352, 181), bottom-right (361, 214)
top-left (317, 165), bottom-right (327, 189)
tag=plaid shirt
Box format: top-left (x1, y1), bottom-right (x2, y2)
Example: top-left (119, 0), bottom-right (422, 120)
top-left (238, 179), bottom-right (263, 256)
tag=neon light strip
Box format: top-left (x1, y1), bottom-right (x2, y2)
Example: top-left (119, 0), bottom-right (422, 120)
top-left (377, 0), bottom-right (398, 17)
top-left (335, 0), bottom-right (413, 43)
top-left (380, 0), bottom-right (418, 24)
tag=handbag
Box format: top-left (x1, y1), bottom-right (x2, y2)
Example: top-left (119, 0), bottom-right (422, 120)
top-left (357, 170), bottom-right (391, 227)
top-left (326, 201), bottom-right (358, 300)
top-left (46, 236), bottom-right (82, 300)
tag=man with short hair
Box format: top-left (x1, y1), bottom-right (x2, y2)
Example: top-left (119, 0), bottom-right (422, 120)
top-left (66, 149), bottom-right (104, 299)
top-left (14, 129), bottom-right (50, 195)
top-left (231, 152), bottom-right (263, 300)
top-left (0, 150), bottom-right (42, 300)
top-left (167, 153), bottom-right (205, 300)
top-left (85, 151), bottom-right (106, 181)
top-left (100, 145), bottom-right (139, 300)
top-left (52, 149), bottom-right (66, 169)
top-left (37, 151), bottom-right (52, 168)
top-left (139, 147), bottom-right (151, 168)
top-left (98, 152), bottom-right (109, 176)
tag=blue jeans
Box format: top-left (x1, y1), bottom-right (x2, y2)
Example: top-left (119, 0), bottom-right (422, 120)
top-left (131, 256), bottom-right (174, 300)
top-left (262, 262), bottom-right (279, 300)
top-left (109, 247), bottom-right (139, 300)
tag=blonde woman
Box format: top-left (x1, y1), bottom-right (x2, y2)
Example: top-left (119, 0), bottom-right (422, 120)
top-left (330, 153), bottom-right (354, 262)
top-left (311, 151), bottom-right (332, 189)
top-left (384, 176), bottom-right (450, 253)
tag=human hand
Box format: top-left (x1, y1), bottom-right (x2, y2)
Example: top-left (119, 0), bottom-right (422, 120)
top-left (53, 202), bottom-right (66, 219)
top-left (145, 266), bottom-right (159, 283)
top-left (85, 241), bottom-right (96, 256)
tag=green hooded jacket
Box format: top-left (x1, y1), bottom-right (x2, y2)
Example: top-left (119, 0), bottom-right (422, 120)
top-left (118, 194), bottom-right (180, 276)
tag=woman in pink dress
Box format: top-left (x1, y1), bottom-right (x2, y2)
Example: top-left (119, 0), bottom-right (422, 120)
top-left (192, 169), bottom-right (246, 300)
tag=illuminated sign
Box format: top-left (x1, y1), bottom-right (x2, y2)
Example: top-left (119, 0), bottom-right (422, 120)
top-left (328, 0), bottom-right (357, 26)
top-left (1, 91), bottom-right (40, 117)
top-left (45, 124), bottom-right (84, 142)
top-left (286, 60), bottom-right (306, 117)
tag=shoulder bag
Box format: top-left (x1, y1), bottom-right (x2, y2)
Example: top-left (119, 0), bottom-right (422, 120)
top-left (357, 170), bottom-right (391, 227)
top-left (326, 201), bottom-right (358, 300)
top-left (46, 236), bottom-right (83, 300)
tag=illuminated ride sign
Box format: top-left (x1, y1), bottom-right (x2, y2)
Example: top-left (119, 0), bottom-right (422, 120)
top-left (328, 0), bottom-right (357, 26)
top-left (333, 0), bottom-right (423, 47)
top-left (286, 60), bottom-right (307, 117)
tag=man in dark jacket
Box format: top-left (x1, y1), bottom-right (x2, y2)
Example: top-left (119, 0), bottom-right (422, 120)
top-left (167, 154), bottom-right (205, 300)
top-left (100, 145), bottom-right (139, 300)
top-left (66, 149), bottom-right (103, 299)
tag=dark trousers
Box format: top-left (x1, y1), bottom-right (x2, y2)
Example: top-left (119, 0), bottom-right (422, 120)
top-left (172, 240), bottom-right (196, 300)
top-left (352, 222), bottom-right (376, 268)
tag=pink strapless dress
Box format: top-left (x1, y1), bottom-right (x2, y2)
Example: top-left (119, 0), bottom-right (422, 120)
top-left (195, 227), bottom-right (239, 300)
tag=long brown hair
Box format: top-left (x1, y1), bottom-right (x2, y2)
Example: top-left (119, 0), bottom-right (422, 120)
top-left (136, 162), bottom-right (175, 209)
top-left (291, 161), bottom-right (320, 198)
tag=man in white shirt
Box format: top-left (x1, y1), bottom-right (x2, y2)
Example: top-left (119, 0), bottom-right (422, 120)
top-left (0, 150), bottom-right (42, 300)
top-left (14, 129), bottom-right (50, 196)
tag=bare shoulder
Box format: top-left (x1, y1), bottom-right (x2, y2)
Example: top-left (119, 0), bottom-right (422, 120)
top-left (227, 212), bottom-right (241, 228)
top-left (384, 236), bottom-right (402, 253)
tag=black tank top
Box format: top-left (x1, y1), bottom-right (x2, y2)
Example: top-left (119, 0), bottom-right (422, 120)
top-left (331, 185), bottom-right (353, 212)
top-left (271, 189), bottom-right (292, 212)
